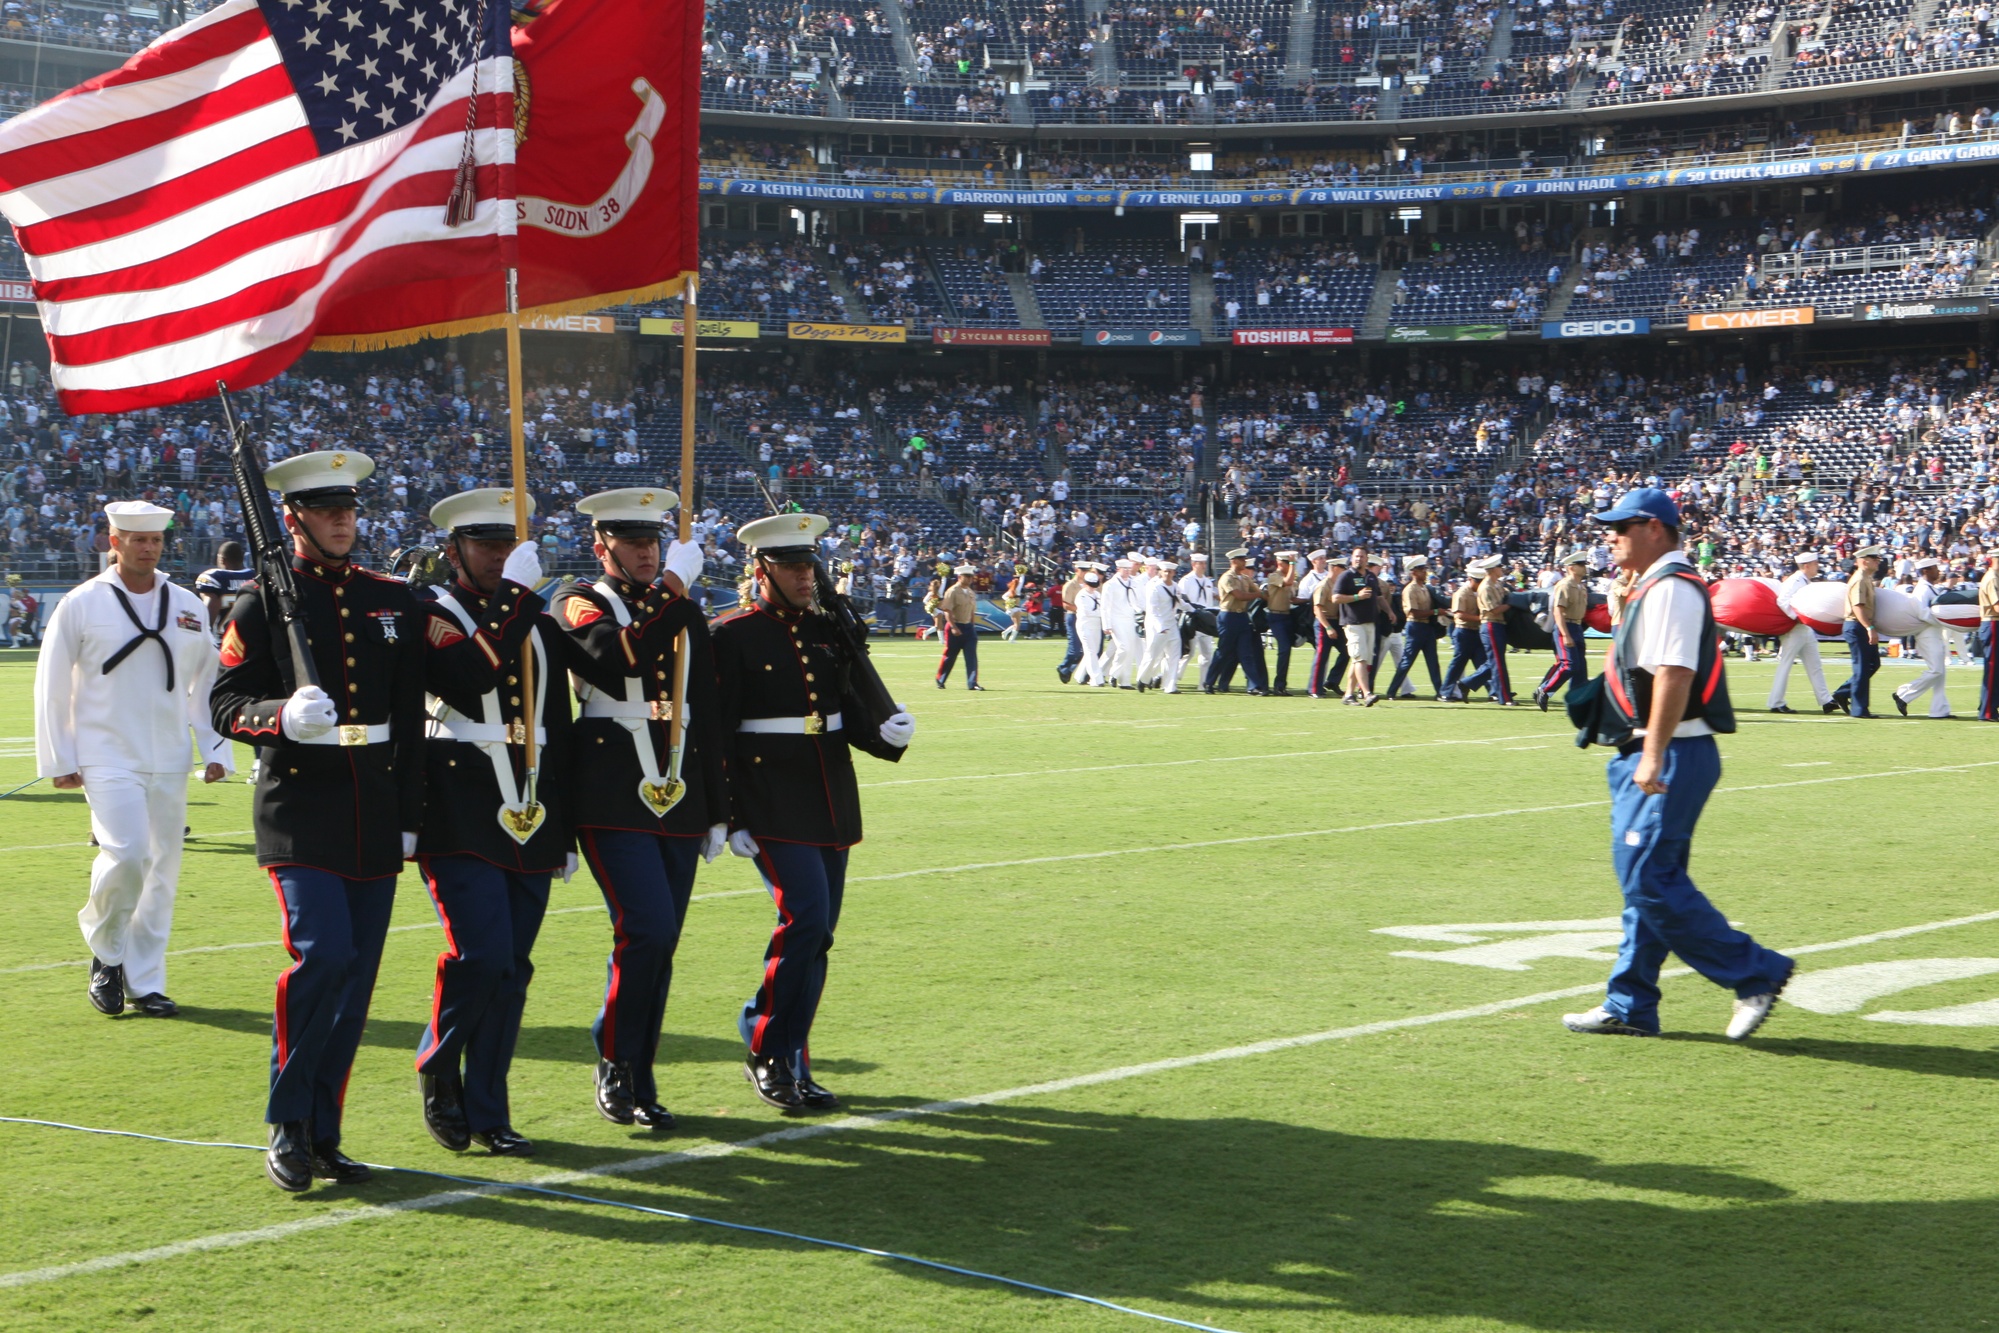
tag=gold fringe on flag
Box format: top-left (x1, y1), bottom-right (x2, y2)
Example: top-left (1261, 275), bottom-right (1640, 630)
top-left (309, 274), bottom-right (690, 352)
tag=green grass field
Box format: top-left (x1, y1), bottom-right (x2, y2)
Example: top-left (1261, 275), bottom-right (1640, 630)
top-left (2, 638), bottom-right (1997, 1332)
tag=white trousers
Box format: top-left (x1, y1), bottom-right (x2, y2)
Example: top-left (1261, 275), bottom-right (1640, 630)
top-left (77, 766), bottom-right (187, 998)
top-left (1894, 625), bottom-right (1952, 716)
top-left (1106, 622), bottom-right (1142, 685)
top-left (1076, 619), bottom-right (1106, 684)
top-left (1768, 623), bottom-right (1831, 708)
top-left (1140, 627), bottom-right (1181, 692)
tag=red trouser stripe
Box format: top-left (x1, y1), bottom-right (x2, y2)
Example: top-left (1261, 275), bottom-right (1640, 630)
top-left (417, 858), bottom-right (460, 1071)
top-left (1482, 623), bottom-right (1510, 696)
top-left (748, 851), bottom-right (793, 1057)
top-left (580, 830), bottom-right (628, 1061)
top-left (267, 869), bottom-right (300, 1070)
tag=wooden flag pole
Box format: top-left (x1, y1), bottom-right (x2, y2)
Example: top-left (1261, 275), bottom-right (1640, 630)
top-left (663, 272), bottom-right (698, 789)
top-left (502, 267), bottom-right (546, 839)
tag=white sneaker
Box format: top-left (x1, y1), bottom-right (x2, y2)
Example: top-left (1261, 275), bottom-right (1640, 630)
top-left (1726, 991), bottom-right (1780, 1041)
top-left (1561, 1006), bottom-right (1652, 1037)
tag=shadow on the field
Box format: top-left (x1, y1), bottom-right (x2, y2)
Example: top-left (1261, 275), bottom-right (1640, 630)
top-left (1665, 1031), bottom-right (1999, 1080)
top-left (436, 1102), bottom-right (1997, 1330)
top-left (3, 791), bottom-right (86, 804)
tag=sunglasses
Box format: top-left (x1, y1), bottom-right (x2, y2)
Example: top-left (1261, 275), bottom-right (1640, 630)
top-left (1605, 518), bottom-right (1655, 536)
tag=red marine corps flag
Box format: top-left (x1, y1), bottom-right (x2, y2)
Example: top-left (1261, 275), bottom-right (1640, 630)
top-left (0, 0), bottom-right (698, 413)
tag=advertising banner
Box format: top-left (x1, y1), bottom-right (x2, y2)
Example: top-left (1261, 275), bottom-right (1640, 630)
top-left (1860, 298), bottom-right (1987, 321)
top-left (1688, 307), bottom-right (1816, 330)
top-left (519, 313), bottom-right (617, 334)
top-left (931, 327), bottom-right (1053, 346)
top-left (638, 317), bottom-right (762, 338)
top-left (1386, 324), bottom-right (1508, 342)
top-left (1085, 327), bottom-right (1203, 346)
top-left (0, 280), bottom-right (30, 303)
top-left (787, 322), bottom-right (909, 343)
top-left (1231, 327), bottom-right (1356, 345)
top-left (1541, 316), bottom-right (1651, 339)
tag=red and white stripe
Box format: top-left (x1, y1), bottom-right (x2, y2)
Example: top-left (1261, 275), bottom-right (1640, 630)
top-left (0, 0), bottom-right (515, 415)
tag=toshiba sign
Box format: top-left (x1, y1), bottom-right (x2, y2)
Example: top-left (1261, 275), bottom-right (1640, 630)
top-left (1231, 327), bottom-right (1356, 346)
top-left (1688, 306), bottom-right (1817, 331)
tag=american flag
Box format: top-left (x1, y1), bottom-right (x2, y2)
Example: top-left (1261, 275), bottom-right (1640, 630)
top-left (0, 0), bottom-right (515, 415)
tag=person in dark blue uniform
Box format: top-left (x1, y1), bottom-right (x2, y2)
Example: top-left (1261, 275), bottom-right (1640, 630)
top-left (410, 488), bottom-right (575, 1158)
top-left (1210, 548), bottom-right (1270, 695)
top-left (1385, 556), bottom-right (1444, 699)
top-left (211, 450), bottom-right (426, 1193)
top-left (553, 487), bottom-right (721, 1132)
top-left (714, 513), bottom-right (915, 1111)
top-left (1841, 545), bottom-right (1885, 718)
top-left (1534, 550), bottom-right (1593, 711)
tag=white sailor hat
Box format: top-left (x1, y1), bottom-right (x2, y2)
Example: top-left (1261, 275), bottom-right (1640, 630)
top-left (1366, 553), bottom-right (1385, 567)
top-left (1913, 556), bottom-right (1940, 571)
top-left (580, 486), bottom-right (679, 537)
top-left (1562, 548), bottom-right (1591, 566)
top-left (1083, 571), bottom-right (1101, 583)
top-left (103, 500), bottom-right (174, 532)
top-left (1404, 554), bottom-right (1429, 569)
top-left (953, 563), bottom-right (977, 575)
top-left (1126, 550), bottom-right (1145, 563)
top-left (1308, 548), bottom-right (1329, 561)
top-left (265, 449), bottom-right (373, 508)
top-left (1189, 551), bottom-right (1210, 562)
top-left (1155, 558), bottom-right (1178, 571)
top-left (1275, 550), bottom-right (1299, 561)
top-left (430, 487), bottom-right (532, 540)
top-left (1114, 557), bottom-right (1134, 568)
top-left (1225, 547), bottom-right (1250, 559)
top-left (738, 512), bottom-right (829, 560)
top-left (1473, 555), bottom-right (1502, 572)
top-left (1794, 550), bottom-right (1823, 565)
top-left (1853, 544), bottom-right (1887, 559)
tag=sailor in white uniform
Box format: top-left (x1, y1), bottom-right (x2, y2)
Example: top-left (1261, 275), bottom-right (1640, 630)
top-left (33, 501), bottom-right (233, 1018)
top-left (1139, 556), bottom-right (1183, 692)
top-left (1100, 558), bottom-right (1143, 688)
top-left (1074, 565), bottom-right (1107, 686)
top-left (1768, 551), bottom-right (1835, 714)
top-left (1892, 557), bottom-right (1952, 718)
top-left (1175, 552), bottom-right (1218, 684)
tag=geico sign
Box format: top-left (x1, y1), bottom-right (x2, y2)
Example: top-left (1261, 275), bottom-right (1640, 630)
top-left (1688, 306), bottom-right (1817, 331)
top-left (1542, 317), bottom-right (1649, 339)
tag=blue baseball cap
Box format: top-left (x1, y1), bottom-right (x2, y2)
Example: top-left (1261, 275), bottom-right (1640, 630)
top-left (1593, 486), bottom-right (1681, 529)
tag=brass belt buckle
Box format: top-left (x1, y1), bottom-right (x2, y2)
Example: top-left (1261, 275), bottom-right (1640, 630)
top-left (649, 700), bottom-right (675, 722)
top-left (507, 720), bottom-right (527, 746)
top-left (337, 724), bottom-right (369, 747)
top-left (802, 714), bottom-right (825, 735)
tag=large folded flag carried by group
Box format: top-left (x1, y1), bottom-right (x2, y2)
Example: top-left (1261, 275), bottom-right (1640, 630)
top-left (0, 0), bottom-right (699, 415)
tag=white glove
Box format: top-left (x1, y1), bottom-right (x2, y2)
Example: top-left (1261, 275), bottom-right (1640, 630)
top-left (879, 703), bottom-right (915, 748)
top-left (702, 823), bottom-right (729, 863)
top-left (562, 851), bottom-right (579, 883)
top-left (663, 538), bottom-right (706, 589)
top-left (280, 685), bottom-right (338, 741)
top-left (728, 828), bottom-right (761, 859)
top-left (401, 831), bottom-right (418, 860)
top-left (501, 540), bottom-right (542, 588)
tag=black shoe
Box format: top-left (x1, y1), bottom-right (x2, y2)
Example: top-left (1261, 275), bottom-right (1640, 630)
top-left (744, 1055), bottom-right (803, 1111)
top-left (1534, 689), bottom-right (1550, 712)
top-left (1272, 688), bottom-right (1291, 696)
top-left (310, 1141), bottom-right (374, 1185)
top-left (935, 679), bottom-right (946, 689)
top-left (1822, 699), bottom-right (1843, 714)
top-left (1056, 669), bottom-right (1070, 683)
top-left (266, 1120), bottom-right (313, 1193)
top-left (87, 959), bottom-right (124, 1016)
top-left (420, 1070), bottom-right (471, 1152)
top-left (632, 1100), bottom-right (678, 1131)
top-left (472, 1126), bottom-right (536, 1156)
top-left (1894, 694), bottom-right (1909, 716)
top-left (1247, 688), bottom-right (1267, 696)
top-left (967, 683), bottom-right (985, 691)
top-left (1135, 681), bottom-right (1147, 692)
top-left (1769, 704), bottom-right (1796, 714)
top-left (1202, 686), bottom-right (1217, 694)
top-left (795, 1076), bottom-right (840, 1111)
top-left (595, 1059), bottom-right (637, 1125)
top-left (126, 991), bottom-right (178, 1017)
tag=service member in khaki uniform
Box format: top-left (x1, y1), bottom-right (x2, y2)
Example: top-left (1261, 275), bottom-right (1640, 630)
top-left (1262, 551), bottom-right (1300, 695)
top-left (1385, 555), bottom-right (1444, 699)
top-left (1980, 553), bottom-right (1999, 721)
top-left (1840, 545), bottom-right (1884, 718)
top-left (1207, 548), bottom-right (1270, 694)
top-left (1534, 549), bottom-right (1592, 711)
top-left (935, 564), bottom-right (983, 689)
top-left (1477, 558), bottom-right (1517, 705)
top-left (1439, 559), bottom-right (1493, 701)
top-left (1055, 560), bottom-right (1089, 684)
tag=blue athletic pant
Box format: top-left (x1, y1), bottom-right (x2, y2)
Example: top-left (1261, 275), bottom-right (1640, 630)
top-left (580, 828), bottom-right (700, 1104)
top-left (415, 855), bottom-right (551, 1133)
top-left (937, 623), bottom-right (979, 687)
top-left (1480, 622), bottom-right (1512, 700)
top-left (266, 866), bottom-right (398, 1141)
top-left (1842, 621), bottom-right (1880, 717)
top-left (1602, 737), bottom-right (1794, 1032)
top-left (1983, 621), bottom-right (1999, 720)
top-left (739, 840), bottom-right (849, 1080)
top-left (1539, 624), bottom-right (1589, 695)
top-left (1214, 610), bottom-right (1269, 692)
top-left (1387, 621), bottom-right (1443, 697)
top-left (1441, 626), bottom-right (1490, 698)
top-left (1057, 611), bottom-right (1083, 681)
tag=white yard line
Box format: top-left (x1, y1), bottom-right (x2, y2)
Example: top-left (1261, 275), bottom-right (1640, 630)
top-left (0, 830), bottom-right (254, 855)
top-left (6, 905), bottom-right (1997, 1291)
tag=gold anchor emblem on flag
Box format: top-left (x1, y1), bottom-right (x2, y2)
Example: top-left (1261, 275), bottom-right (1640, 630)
top-left (638, 776), bottom-right (685, 816)
top-left (497, 799), bottom-right (548, 843)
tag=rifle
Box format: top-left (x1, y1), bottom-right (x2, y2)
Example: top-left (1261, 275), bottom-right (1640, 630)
top-left (753, 480), bottom-right (896, 725)
top-left (219, 383), bottom-right (320, 690)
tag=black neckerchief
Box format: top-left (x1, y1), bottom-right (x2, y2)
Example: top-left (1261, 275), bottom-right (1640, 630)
top-left (101, 578), bottom-right (174, 691)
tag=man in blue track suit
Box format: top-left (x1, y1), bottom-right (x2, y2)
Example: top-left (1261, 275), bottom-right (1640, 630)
top-left (715, 513), bottom-right (915, 1111)
top-left (211, 450), bottom-right (426, 1193)
top-left (1562, 488), bottom-right (1794, 1041)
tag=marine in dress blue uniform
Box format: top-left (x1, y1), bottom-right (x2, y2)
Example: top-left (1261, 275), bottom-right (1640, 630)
top-left (1439, 562), bottom-right (1493, 701)
top-left (553, 487), bottom-right (724, 1132)
top-left (1209, 548), bottom-right (1270, 695)
top-left (210, 450), bottom-right (426, 1193)
top-left (1534, 550), bottom-right (1593, 710)
top-left (1385, 556), bottom-right (1444, 699)
top-left (410, 488), bottom-right (575, 1158)
top-left (714, 514), bottom-right (914, 1111)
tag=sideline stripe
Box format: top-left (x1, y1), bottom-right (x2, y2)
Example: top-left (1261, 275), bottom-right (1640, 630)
top-left (5, 905), bottom-right (1997, 1291)
top-left (850, 760), bottom-right (1999, 884)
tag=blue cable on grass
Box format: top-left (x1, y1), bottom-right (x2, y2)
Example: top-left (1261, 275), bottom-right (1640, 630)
top-left (0, 1116), bottom-right (1241, 1333)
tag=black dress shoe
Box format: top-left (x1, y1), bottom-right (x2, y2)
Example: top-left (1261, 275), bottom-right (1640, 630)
top-left (126, 991), bottom-right (177, 1017)
top-left (1533, 689), bottom-right (1550, 712)
top-left (1894, 694), bottom-right (1909, 716)
top-left (266, 1121), bottom-right (313, 1193)
top-left (967, 683), bottom-right (985, 690)
top-left (794, 1076), bottom-right (840, 1111)
top-left (420, 1070), bottom-right (471, 1151)
top-left (632, 1101), bottom-right (678, 1132)
top-left (1769, 704), bottom-right (1796, 714)
top-left (472, 1126), bottom-right (536, 1156)
top-left (1822, 699), bottom-right (1843, 714)
top-left (88, 959), bottom-right (124, 1016)
top-left (743, 1055), bottom-right (803, 1110)
top-left (595, 1059), bottom-right (637, 1125)
top-left (310, 1141), bottom-right (374, 1184)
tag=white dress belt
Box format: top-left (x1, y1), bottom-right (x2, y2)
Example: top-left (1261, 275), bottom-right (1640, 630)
top-left (581, 697), bottom-right (688, 721)
top-left (738, 712), bottom-right (843, 735)
top-left (295, 722), bottom-right (393, 747)
top-left (427, 717), bottom-right (548, 746)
